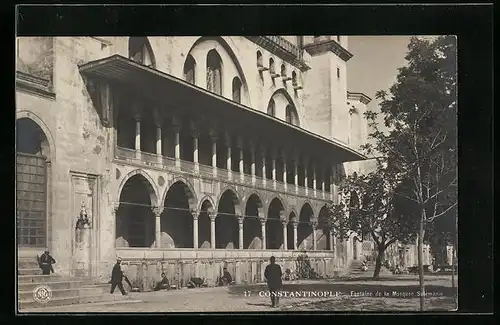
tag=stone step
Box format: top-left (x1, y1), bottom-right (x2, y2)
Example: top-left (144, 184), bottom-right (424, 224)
top-left (18, 268), bottom-right (43, 276)
top-left (19, 280), bottom-right (83, 292)
top-left (18, 259), bottom-right (39, 269)
top-left (18, 292), bottom-right (136, 310)
top-left (18, 275), bottom-right (70, 284)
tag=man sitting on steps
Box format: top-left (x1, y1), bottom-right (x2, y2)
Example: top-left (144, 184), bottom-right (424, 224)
top-left (37, 250), bottom-right (56, 275)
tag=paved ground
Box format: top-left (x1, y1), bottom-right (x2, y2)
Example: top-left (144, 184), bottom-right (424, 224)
top-left (22, 274), bottom-right (458, 313)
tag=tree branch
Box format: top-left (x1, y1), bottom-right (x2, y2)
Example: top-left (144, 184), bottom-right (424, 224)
top-left (427, 202), bottom-right (457, 222)
top-left (384, 237), bottom-right (398, 250)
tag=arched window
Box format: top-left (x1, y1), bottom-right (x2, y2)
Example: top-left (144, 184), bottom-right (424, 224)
top-left (292, 71), bottom-right (298, 86)
top-left (281, 64), bottom-right (287, 78)
top-left (128, 37), bottom-right (155, 68)
top-left (269, 58), bottom-right (275, 75)
top-left (286, 105), bottom-right (300, 126)
top-left (207, 49), bottom-right (222, 95)
top-left (267, 99), bottom-right (276, 117)
top-left (257, 51), bottom-right (263, 67)
top-left (183, 55), bottom-right (196, 85)
top-left (232, 77), bottom-right (242, 103)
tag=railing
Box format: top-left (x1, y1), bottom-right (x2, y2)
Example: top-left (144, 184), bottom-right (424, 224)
top-left (264, 36), bottom-right (303, 61)
top-left (115, 146), bottom-right (332, 201)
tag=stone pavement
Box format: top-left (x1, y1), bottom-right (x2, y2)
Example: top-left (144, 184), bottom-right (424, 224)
top-left (21, 275), bottom-right (457, 313)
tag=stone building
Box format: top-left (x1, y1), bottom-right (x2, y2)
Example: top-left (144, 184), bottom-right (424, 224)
top-left (16, 36), bottom-right (373, 289)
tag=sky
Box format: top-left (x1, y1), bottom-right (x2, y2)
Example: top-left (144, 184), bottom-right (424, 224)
top-left (346, 36), bottom-right (412, 113)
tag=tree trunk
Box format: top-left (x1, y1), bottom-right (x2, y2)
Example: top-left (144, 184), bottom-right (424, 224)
top-left (418, 208), bottom-right (426, 311)
top-left (373, 246), bottom-right (385, 280)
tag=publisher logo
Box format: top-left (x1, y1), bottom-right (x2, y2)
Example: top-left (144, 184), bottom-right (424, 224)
top-left (33, 284), bottom-right (52, 304)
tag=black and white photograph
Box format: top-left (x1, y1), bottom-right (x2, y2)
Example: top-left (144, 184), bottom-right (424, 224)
top-left (14, 5), bottom-right (477, 314)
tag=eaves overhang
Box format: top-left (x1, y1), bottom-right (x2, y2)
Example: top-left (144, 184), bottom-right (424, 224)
top-left (78, 55), bottom-right (367, 163)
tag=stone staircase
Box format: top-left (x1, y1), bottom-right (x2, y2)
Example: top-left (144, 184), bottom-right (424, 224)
top-left (17, 258), bottom-right (137, 310)
top-left (345, 259), bottom-right (392, 279)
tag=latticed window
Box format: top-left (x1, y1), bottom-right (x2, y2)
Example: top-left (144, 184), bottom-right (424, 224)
top-left (183, 55), bottom-right (196, 85)
top-left (269, 58), bottom-right (275, 74)
top-left (281, 64), bottom-right (287, 77)
top-left (286, 105), bottom-right (299, 126)
top-left (207, 50), bottom-right (222, 95)
top-left (292, 71), bottom-right (298, 86)
top-left (257, 51), bottom-right (263, 67)
top-left (267, 99), bottom-right (276, 116)
top-left (232, 77), bottom-right (242, 103)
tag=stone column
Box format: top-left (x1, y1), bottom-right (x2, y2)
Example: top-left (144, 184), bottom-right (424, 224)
top-left (292, 220), bottom-right (298, 250)
top-left (173, 122), bottom-right (181, 168)
top-left (192, 129), bottom-right (199, 173)
top-left (250, 141), bottom-right (256, 184)
top-left (225, 132), bottom-right (232, 180)
top-left (152, 207), bottom-right (164, 248)
top-left (304, 157), bottom-right (309, 195)
top-left (238, 216), bottom-right (244, 249)
top-left (282, 150), bottom-right (287, 191)
top-left (210, 130), bottom-right (218, 177)
top-left (192, 210), bottom-right (199, 249)
top-left (153, 109), bottom-right (163, 164)
top-left (282, 219), bottom-right (288, 250)
top-left (312, 162), bottom-right (317, 197)
top-left (271, 149), bottom-right (277, 189)
top-left (331, 165), bottom-right (336, 201)
top-left (294, 157), bottom-right (299, 194)
top-left (237, 138), bottom-right (244, 182)
top-left (209, 212), bottom-right (217, 249)
top-left (329, 231), bottom-right (334, 251)
top-left (260, 218), bottom-right (266, 250)
top-left (134, 111), bottom-right (141, 159)
top-left (311, 220), bottom-right (318, 251)
top-left (321, 166), bottom-right (326, 199)
top-left (260, 146), bottom-right (267, 187)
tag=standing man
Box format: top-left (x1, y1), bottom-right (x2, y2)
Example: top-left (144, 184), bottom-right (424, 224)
top-left (110, 257), bottom-right (128, 295)
top-left (264, 256), bottom-right (283, 308)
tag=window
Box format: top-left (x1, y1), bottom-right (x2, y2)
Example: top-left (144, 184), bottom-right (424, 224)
top-left (281, 64), bottom-right (287, 77)
top-left (267, 99), bottom-right (276, 117)
top-left (337, 35), bottom-right (341, 42)
top-left (183, 55), bottom-right (196, 85)
top-left (337, 67), bottom-right (340, 79)
top-left (128, 37), bottom-right (155, 68)
top-left (207, 49), bottom-right (222, 95)
top-left (232, 77), bottom-right (242, 103)
top-left (257, 51), bottom-right (263, 67)
top-left (292, 71), bottom-right (298, 86)
top-left (286, 105), bottom-right (299, 126)
top-left (269, 58), bottom-right (275, 74)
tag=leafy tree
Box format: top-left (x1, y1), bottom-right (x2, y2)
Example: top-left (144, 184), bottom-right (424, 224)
top-left (361, 36), bottom-right (457, 311)
top-left (327, 169), bottom-right (419, 279)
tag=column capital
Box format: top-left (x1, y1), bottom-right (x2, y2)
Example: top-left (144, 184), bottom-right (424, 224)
top-left (190, 119), bottom-right (201, 138)
top-left (191, 210), bottom-right (200, 220)
top-left (310, 219), bottom-right (318, 229)
top-left (131, 102), bottom-right (143, 118)
top-left (238, 215), bottom-right (244, 225)
top-left (151, 206), bottom-right (164, 217)
top-left (152, 108), bottom-right (164, 127)
top-left (281, 219), bottom-right (288, 227)
top-left (259, 145), bottom-right (267, 156)
top-left (112, 203), bottom-right (120, 214)
top-left (209, 211), bottom-right (217, 221)
top-left (292, 219), bottom-right (299, 227)
top-left (224, 132), bottom-right (232, 146)
top-left (236, 137), bottom-right (244, 149)
top-left (209, 128), bottom-right (219, 142)
top-left (280, 148), bottom-right (288, 160)
top-left (259, 217), bottom-right (267, 226)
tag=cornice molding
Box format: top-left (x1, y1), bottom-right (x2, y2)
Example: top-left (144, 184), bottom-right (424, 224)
top-left (347, 91), bottom-right (372, 105)
top-left (303, 40), bottom-right (353, 62)
top-left (16, 71), bottom-right (56, 100)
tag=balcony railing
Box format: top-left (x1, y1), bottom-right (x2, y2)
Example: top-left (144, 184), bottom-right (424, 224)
top-left (246, 36), bottom-right (309, 71)
top-left (263, 36), bottom-right (303, 61)
top-left (115, 146), bottom-right (332, 201)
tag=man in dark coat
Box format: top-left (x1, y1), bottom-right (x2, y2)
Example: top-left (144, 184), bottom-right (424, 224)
top-left (110, 257), bottom-right (128, 295)
top-left (38, 250), bottom-right (56, 275)
top-left (264, 256), bottom-right (283, 308)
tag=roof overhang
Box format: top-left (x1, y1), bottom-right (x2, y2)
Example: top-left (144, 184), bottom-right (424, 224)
top-left (78, 55), bottom-right (367, 163)
top-left (347, 91), bottom-right (372, 105)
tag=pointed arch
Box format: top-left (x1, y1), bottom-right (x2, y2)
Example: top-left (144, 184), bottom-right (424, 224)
top-left (206, 49), bottom-right (223, 95)
top-left (216, 185), bottom-right (242, 216)
top-left (267, 98), bottom-right (276, 116)
top-left (269, 57), bottom-right (276, 74)
top-left (232, 76), bottom-right (242, 103)
top-left (256, 51), bottom-right (263, 67)
top-left (198, 195), bottom-right (216, 213)
top-left (266, 194), bottom-right (287, 219)
top-left (243, 192), bottom-right (264, 218)
top-left (183, 54), bottom-right (196, 85)
top-left (269, 88), bottom-right (300, 127)
top-left (16, 111), bottom-right (56, 162)
top-left (161, 177), bottom-right (198, 210)
top-left (117, 169), bottom-right (159, 207)
top-left (299, 200), bottom-right (316, 221)
top-left (128, 37), bottom-right (156, 68)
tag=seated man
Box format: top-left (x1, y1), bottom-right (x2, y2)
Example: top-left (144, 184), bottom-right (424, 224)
top-left (220, 268), bottom-right (233, 286)
top-left (154, 273), bottom-right (170, 291)
top-left (38, 250), bottom-right (56, 275)
top-left (187, 277), bottom-right (207, 288)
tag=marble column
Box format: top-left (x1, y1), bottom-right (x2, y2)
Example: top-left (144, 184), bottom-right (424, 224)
top-left (260, 218), bottom-right (266, 250)
top-left (192, 210), bottom-right (199, 249)
top-left (304, 158), bottom-right (309, 195)
top-left (292, 220), bottom-right (298, 250)
top-left (210, 130), bottom-right (218, 177)
top-left (225, 133), bottom-right (232, 180)
top-left (192, 129), bottom-right (199, 173)
top-left (311, 220), bottom-right (318, 251)
top-left (152, 207), bottom-right (164, 248)
top-left (238, 138), bottom-right (244, 182)
top-left (282, 150), bottom-right (287, 191)
top-left (321, 166), bottom-right (326, 199)
top-left (261, 146), bottom-right (267, 187)
top-left (329, 231), bottom-right (334, 251)
top-left (238, 216), bottom-right (244, 249)
top-left (134, 112), bottom-right (141, 159)
top-left (294, 158), bottom-right (299, 194)
top-left (173, 124), bottom-right (181, 168)
top-left (250, 142), bottom-right (256, 184)
top-left (209, 212), bottom-right (217, 249)
top-left (271, 150), bottom-right (277, 189)
top-left (153, 110), bottom-right (163, 164)
top-left (282, 219), bottom-right (288, 250)
top-left (312, 162), bottom-right (317, 197)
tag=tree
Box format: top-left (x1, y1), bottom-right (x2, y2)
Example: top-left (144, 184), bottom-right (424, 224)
top-left (361, 36), bottom-right (457, 311)
top-left (327, 168), bottom-right (419, 279)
